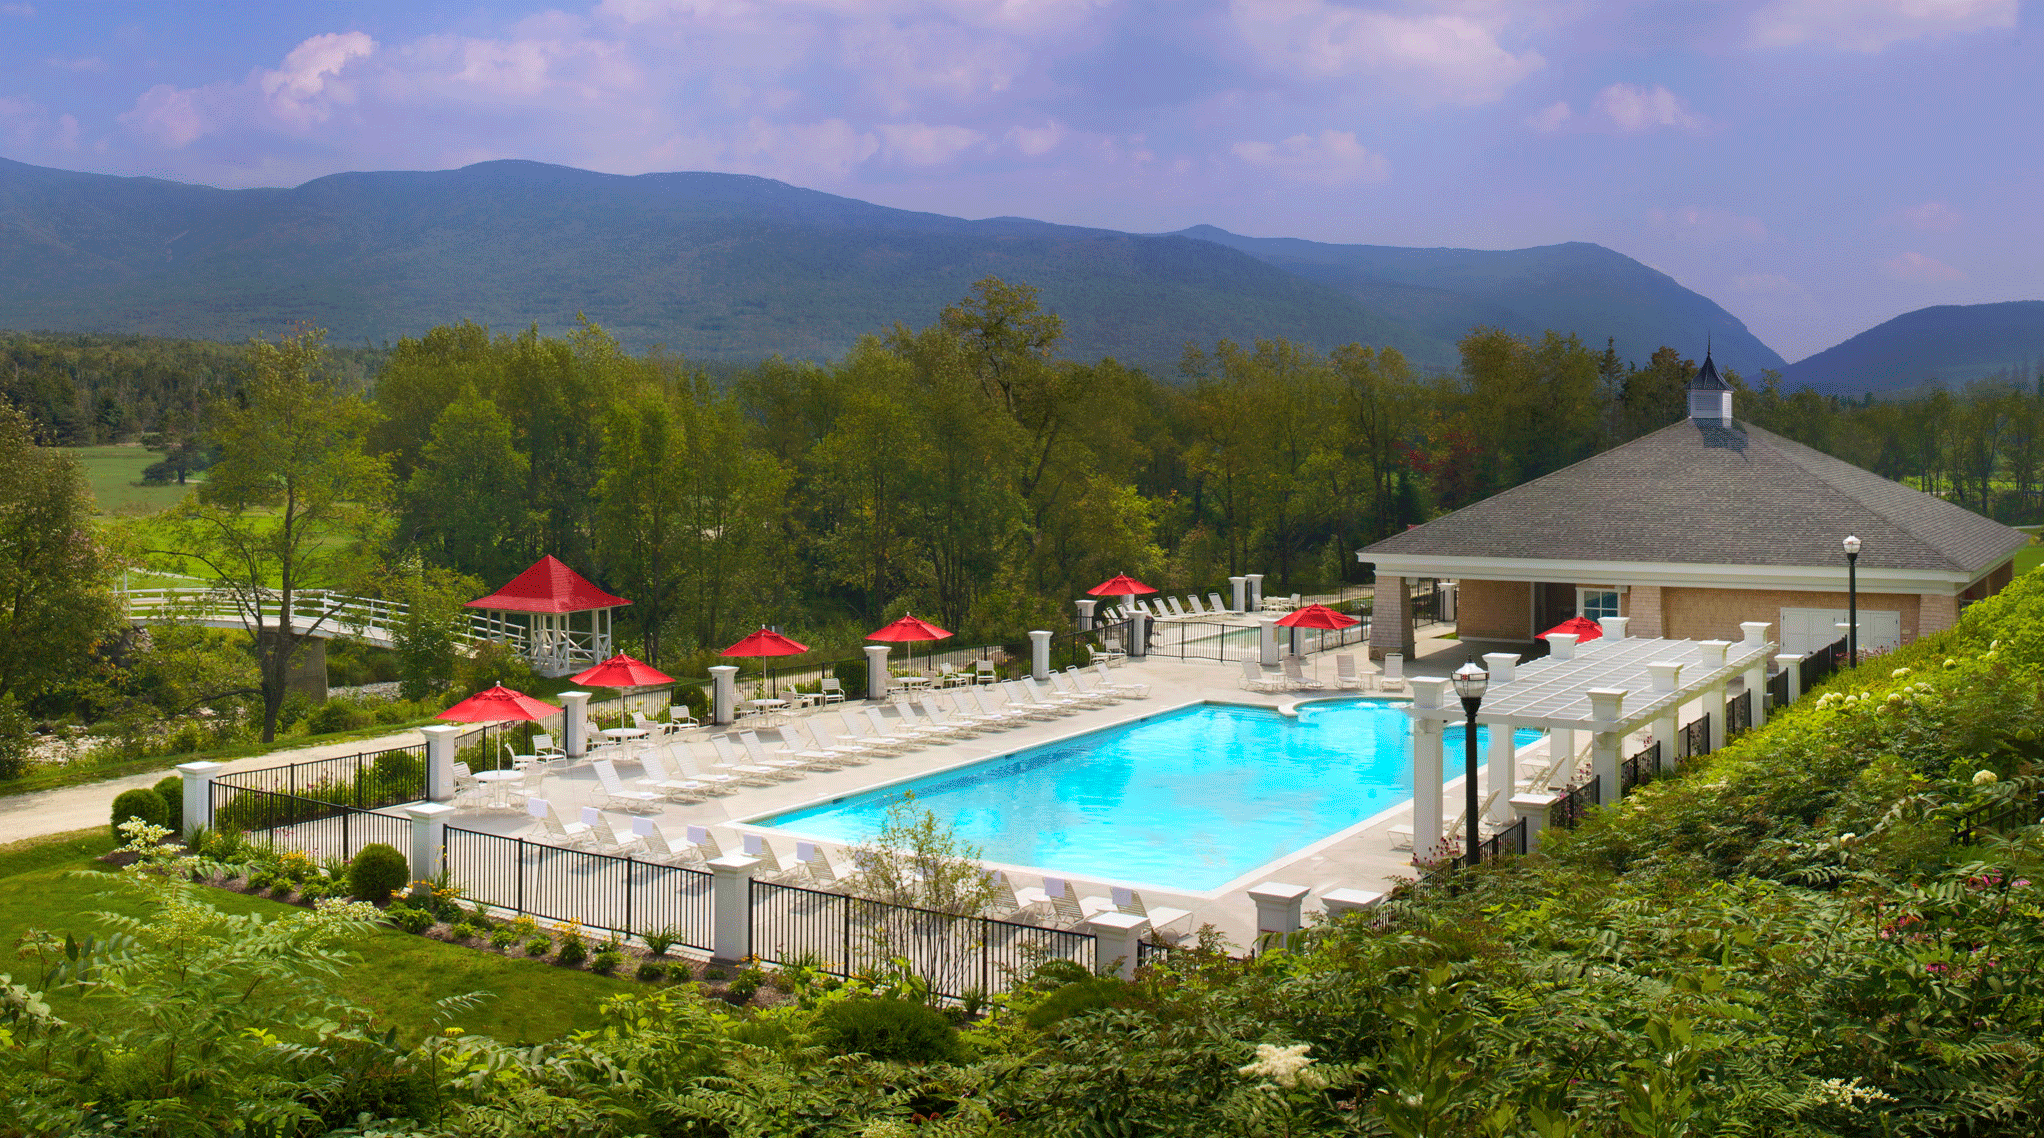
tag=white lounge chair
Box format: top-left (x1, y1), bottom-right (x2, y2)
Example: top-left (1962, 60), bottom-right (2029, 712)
top-left (1087, 641), bottom-right (1126, 666)
top-left (1334, 654), bottom-right (1367, 691)
top-left (635, 748), bottom-right (709, 801)
top-left (1018, 878), bottom-right (1105, 931)
top-left (1281, 656), bottom-right (1325, 690)
top-left (922, 696), bottom-right (990, 734)
top-left (840, 709), bottom-right (914, 752)
top-left (580, 806), bottom-right (645, 856)
top-left (630, 818), bottom-right (701, 867)
top-left (997, 679), bottom-right (1062, 718)
top-left (1090, 661), bottom-right (1149, 699)
top-left (669, 743), bottom-right (742, 793)
top-left (1184, 594), bottom-right (1207, 616)
top-left (1020, 677), bottom-right (1084, 712)
top-left (592, 759), bottom-right (664, 810)
top-left (1048, 669), bottom-right (1112, 707)
top-left (866, 705), bottom-right (940, 746)
top-left (805, 716), bottom-right (877, 761)
top-left (740, 730), bottom-right (818, 775)
top-left (895, 699), bottom-right (964, 739)
top-left (710, 735), bottom-right (784, 784)
top-left (742, 833), bottom-right (802, 883)
top-left (1111, 886), bottom-right (1192, 940)
top-left (967, 686), bottom-right (1029, 726)
top-left (1240, 659), bottom-right (1283, 692)
top-left (1387, 788), bottom-right (1500, 853)
top-left (775, 719), bottom-right (862, 766)
top-left (791, 840), bottom-right (848, 890)
top-left (1165, 597), bottom-right (1187, 618)
top-left (527, 797), bottom-right (593, 848)
top-left (687, 824), bottom-right (724, 861)
top-left (1206, 591), bottom-right (1229, 614)
top-left (1379, 653), bottom-right (1406, 694)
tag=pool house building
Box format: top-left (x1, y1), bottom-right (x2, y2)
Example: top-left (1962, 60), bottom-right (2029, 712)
top-left (465, 555), bottom-right (632, 677)
top-left (1360, 352), bottom-right (2028, 662)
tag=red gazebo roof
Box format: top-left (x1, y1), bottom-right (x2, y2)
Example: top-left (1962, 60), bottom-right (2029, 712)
top-left (464, 555), bottom-right (632, 614)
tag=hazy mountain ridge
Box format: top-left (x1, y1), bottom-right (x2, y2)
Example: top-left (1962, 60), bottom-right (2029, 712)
top-left (3, 156), bottom-right (1773, 372)
top-left (1779, 301), bottom-right (2044, 395)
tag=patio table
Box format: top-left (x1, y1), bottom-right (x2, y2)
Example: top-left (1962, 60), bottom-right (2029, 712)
top-left (898, 675), bottom-right (932, 692)
top-left (746, 698), bottom-right (788, 727)
top-left (473, 768), bottom-right (524, 810)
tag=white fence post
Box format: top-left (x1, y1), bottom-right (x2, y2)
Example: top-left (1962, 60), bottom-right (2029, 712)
top-left (403, 802), bottom-right (455, 899)
top-left (1074, 599), bottom-right (1097, 631)
top-left (1775, 654), bottom-right (1803, 705)
top-left (1245, 574), bottom-right (1265, 611)
top-left (1510, 791), bottom-right (1559, 852)
top-left (559, 691), bottom-right (592, 757)
top-left (708, 666), bottom-right (738, 725)
top-left (1258, 616), bottom-right (1279, 667)
top-left (864, 644), bottom-right (892, 699)
top-left (421, 724), bottom-right (460, 802)
top-left (709, 853), bottom-right (761, 964)
top-left (1084, 911), bottom-right (1149, 979)
top-left (177, 760), bottom-right (224, 842)
top-left (1248, 881), bottom-right (1308, 949)
top-left (1229, 576), bottom-right (1247, 614)
top-left (1029, 630), bottom-right (1052, 681)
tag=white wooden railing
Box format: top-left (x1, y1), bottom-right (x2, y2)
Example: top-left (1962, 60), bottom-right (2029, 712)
top-left (120, 587), bottom-right (528, 651)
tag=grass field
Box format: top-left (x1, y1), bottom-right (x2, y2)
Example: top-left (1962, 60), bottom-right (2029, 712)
top-left (68, 444), bottom-right (198, 516)
top-left (0, 829), bottom-right (634, 1044)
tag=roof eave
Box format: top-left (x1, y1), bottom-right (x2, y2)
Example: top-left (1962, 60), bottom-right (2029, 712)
top-left (1359, 552), bottom-right (1989, 595)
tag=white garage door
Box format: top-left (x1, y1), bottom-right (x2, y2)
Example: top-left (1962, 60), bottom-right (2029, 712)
top-left (1780, 607), bottom-right (1901, 656)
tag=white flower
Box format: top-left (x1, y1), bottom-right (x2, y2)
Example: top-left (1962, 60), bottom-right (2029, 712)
top-left (1973, 770), bottom-right (1998, 786)
top-left (1239, 1042), bottom-right (1322, 1089)
top-left (1814, 1076), bottom-right (1896, 1111)
top-left (1891, 667), bottom-right (1911, 678)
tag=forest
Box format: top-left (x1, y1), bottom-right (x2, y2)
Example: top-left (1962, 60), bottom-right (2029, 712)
top-left (7, 277), bottom-right (2044, 676)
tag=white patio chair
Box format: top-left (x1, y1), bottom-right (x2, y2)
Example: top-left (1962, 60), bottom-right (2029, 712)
top-left (1281, 656), bottom-right (1326, 690)
top-left (450, 762), bottom-right (487, 809)
top-left (635, 748), bottom-right (709, 801)
top-left (529, 733), bottom-right (567, 763)
top-left (592, 759), bottom-right (664, 810)
top-left (1089, 661), bottom-right (1149, 699)
top-left (739, 730), bottom-right (816, 775)
top-left (666, 704), bottom-right (700, 731)
top-left (1240, 658), bottom-right (1283, 692)
top-left (1334, 654), bottom-right (1367, 691)
top-left (633, 711), bottom-right (679, 738)
top-left (710, 734), bottom-right (786, 783)
top-left (975, 659), bottom-right (998, 685)
top-left (1379, 653), bottom-right (1406, 693)
top-left (1388, 788), bottom-right (1498, 852)
top-left (1111, 886), bottom-right (1192, 941)
top-left (818, 677), bottom-right (846, 704)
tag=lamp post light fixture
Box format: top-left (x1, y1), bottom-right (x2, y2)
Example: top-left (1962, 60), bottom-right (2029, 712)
top-left (1842, 535), bottom-right (1861, 664)
top-left (1450, 660), bottom-right (1489, 869)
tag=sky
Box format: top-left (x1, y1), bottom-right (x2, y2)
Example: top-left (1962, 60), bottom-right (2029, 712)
top-left (0, 0), bottom-right (2038, 363)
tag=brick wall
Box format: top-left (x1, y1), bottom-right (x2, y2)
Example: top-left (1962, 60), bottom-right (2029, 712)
top-left (1369, 574), bottom-right (1413, 660)
top-left (1457, 578), bottom-right (1532, 640)
top-left (1919, 592), bottom-right (1958, 637)
top-left (1661, 587), bottom-right (1923, 644)
top-left (1624, 584), bottom-right (1664, 638)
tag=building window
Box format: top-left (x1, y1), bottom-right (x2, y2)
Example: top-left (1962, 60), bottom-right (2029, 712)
top-left (1578, 588), bottom-right (1620, 622)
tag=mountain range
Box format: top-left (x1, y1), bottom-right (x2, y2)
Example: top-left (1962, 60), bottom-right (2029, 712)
top-left (0, 157), bottom-right (1785, 375)
top-left (1779, 301), bottom-right (2044, 395)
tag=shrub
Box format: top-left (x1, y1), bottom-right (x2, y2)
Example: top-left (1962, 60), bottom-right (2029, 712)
top-left (590, 949), bottom-right (623, 975)
top-left (641, 926), bottom-right (678, 956)
top-left (524, 935), bottom-right (552, 957)
top-left (384, 904), bottom-right (435, 934)
top-left (665, 958), bottom-right (693, 983)
top-left (152, 776), bottom-right (185, 832)
top-left (702, 965), bottom-right (728, 981)
top-left (815, 997), bottom-right (961, 1064)
top-left (674, 684), bottom-right (710, 722)
top-left (246, 870), bottom-right (275, 892)
top-left (635, 960), bottom-right (668, 982)
top-left (728, 965), bottom-right (765, 1003)
top-left (488, 926), bottom-right (521, 951)
top-left (1023, 976), bottom-right (1129, 1030)
top-left (555, 934), bottom-right (588, 967)
top-left (110, 787), bottom-right (168, 840)
top-left (268, 879), bottom-right (296, 899)
top-left (307, 699), bottom-right (374, 735)
top-left (347, 843), bottom-right (409, 904)
top-left (448, 921), bottom-right (481, 943)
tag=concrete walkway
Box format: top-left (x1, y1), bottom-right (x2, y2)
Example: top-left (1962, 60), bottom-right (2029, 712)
top-left (0, 728), bottom-right (434, 846)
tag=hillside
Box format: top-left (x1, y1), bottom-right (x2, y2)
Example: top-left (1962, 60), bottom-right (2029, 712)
top-left (1781, 300), bottom-right (2044, 394)
top-left (1, 156), bottom-right (1771, 372)
top-left (1176, 225), bottom-right (1785, 378)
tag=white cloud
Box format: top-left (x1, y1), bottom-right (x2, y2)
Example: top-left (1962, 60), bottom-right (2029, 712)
top-left (1230, 0), bottom-right (1544, 105)
top-left (1751, 0), bottom-right (2015, 52)
top-left (1648, 205), bottom-right (1767, 243)
top-left (1595, 83), bottom-right (1705, 132)
top-left (1880, 251), bottom-right (1966, 282)
top-left (877, 122), bottom-right (986, 166)
top-left (1526, 100), bottom-right (1571, 132)
top-left (1005, 121), bottom-right (1064, 156)
top-left (46, 55), bottom-right (105, 72)
top-left (1895, 201), bottom-right (1962, 232)
top-left (1233, 129), bottom-right (1387, 186)
top-left (1734, 272), bottom-right (1806, 296)
top-left (261, 32), bottom-right (375, 129)
top-left (724, 117), bottom-right (880, 180)
top-left (119, 84), bottom-right (212, 149)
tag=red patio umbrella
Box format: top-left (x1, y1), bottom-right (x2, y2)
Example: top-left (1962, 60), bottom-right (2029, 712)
top-left (721, 627), bottom-right (811, 697)
top-left (1539, 615), bottom-right (1604, 643)
top-left (1275, 603), bottom-right (1361, 630)
top-left (867, 612), bottom-right (954, 675)
top-left (571, 652), bottom-right (675, 688)
top-left (439, 683), bottom-right (563, 769)
top-left (1087, 573), bottom-right (1159, 623)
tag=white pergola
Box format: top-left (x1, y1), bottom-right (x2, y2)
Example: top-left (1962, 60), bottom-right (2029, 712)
top-left (1402, 617), bottom-right (1782, 858)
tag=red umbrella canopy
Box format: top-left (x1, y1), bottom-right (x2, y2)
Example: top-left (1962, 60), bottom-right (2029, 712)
top-left (1539, 616), bottom-right (1605, 642)
top-left (1087, 573), bottom-right (1158, 597)
top-left (438, 683), bottom-right (562, 723)
top-left (867, 613), bottom-right (954, 643)
top-left (571, 653), bottom-right (675, 688)
top-left (1276, 603), bottom-right (1361, 630)
top-left (721, 628), bottom-right (811, 657)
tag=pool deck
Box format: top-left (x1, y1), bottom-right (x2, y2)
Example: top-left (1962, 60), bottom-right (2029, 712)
top-left (443, 634), bottom-right (1712, 951)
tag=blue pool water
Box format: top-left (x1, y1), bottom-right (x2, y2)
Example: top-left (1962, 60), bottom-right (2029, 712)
top-left (757, 701), bottom-right (1542, 893)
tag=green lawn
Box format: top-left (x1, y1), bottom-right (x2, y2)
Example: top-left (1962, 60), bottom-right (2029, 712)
top-left (0, 829), bottom-right (634, 1044)
top-left (68, 444), bottom-right (197, 516)
top-left (2018, 544), bottom-right (2044, 576)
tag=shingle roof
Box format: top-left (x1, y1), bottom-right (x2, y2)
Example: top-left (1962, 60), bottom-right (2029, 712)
top-left (1361, 419), bottom-right (2029, 575)
top-left (465, 555), bottom-right (632, 613)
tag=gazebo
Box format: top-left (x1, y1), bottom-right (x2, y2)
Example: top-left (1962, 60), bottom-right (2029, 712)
top-left (465, 556), bottom-right (632, 677)
top-left (1401, 617), bottom-right (1777, 858)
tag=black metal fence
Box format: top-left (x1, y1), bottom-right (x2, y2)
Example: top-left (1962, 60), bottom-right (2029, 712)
top-left (1801, 636), bottom-right (1849, 694)
top-left (1550, 775), bottom-right (1601, 831)
top-left (1767, 667), bottom-right (1793, 711)
top-left (1145, 619), bottom-right (1259, 662)
top-left (748, 879), bottom-right (1096, 998)
top-left (210, 784), bottom-right (411, 861)
top-left (1048, 622), bottom-right (1132, 671)
top-left (1680, 714), bottom-right (1711, 763)
top-left (1474, 816), bottom-right (1528, 863)
top-left (1620, 741), bottom-right (1663, 794)
top-left (1951, 790), bottom-right (2044, 845)
top-left (1726, 690), bottom-right (1753, 740)
top-left (213, 743), bottom-right (429, 811)
top-left (443, 826), bottom-right (713, 948)
top-left (1411, 578), bottom-right (1446, 628)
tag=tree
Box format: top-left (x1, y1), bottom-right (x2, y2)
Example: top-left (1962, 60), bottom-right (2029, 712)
top-left (377, 556), bottom-right (483, 701)
top-left (400, 389), bottom-right (534, 583)
top-left (0, 404), bottom-right (121, 707)
top-left (156, 329), bottom-right (391, 741)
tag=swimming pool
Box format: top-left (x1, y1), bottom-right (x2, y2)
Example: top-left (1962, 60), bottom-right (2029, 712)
top-left (755, 701), bottom-right (1541, 894)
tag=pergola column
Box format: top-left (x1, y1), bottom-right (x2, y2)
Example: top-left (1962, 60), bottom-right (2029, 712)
top-left (1408, 678), bottom-right (1449, 862)
top-left (1229, 576), bottom-right (1247, 614)
top-left (1695, 641), bottom-right (1730, 753)
top-left (1585, 688), bottom-right (1627, 797)
top-left (1646, 662), bottom-right (1682, 776)
top-left (1740, 623), bottom-right (1773, 728)
top-left (1484, 716), bottom-right (1516, 824)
